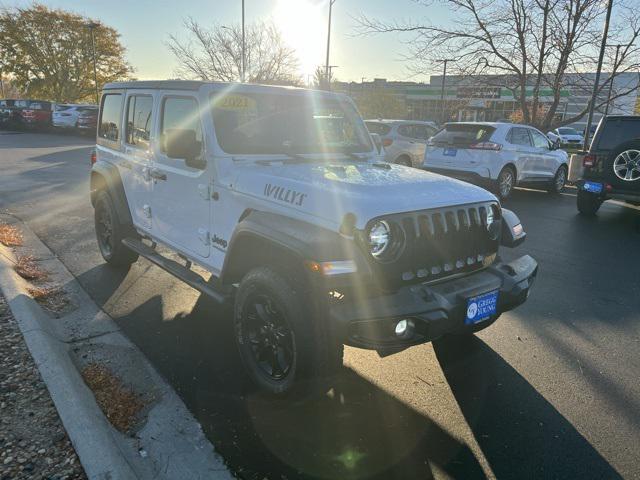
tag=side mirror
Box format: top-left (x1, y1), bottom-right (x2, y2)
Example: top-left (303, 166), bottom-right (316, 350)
top-left (370, 133), bottom-right (383, 154)
top-left (550, 138), bottom-right (561, 150)
top-left (501, 208), bottom-right (526, 248)
top-left (162, 129), bottom-right (205, 169)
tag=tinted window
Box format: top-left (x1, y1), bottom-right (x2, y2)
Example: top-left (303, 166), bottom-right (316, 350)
top-left (558, 127), bottom-right (579, 135)
top-left (595, 118), bottom-right (640, 150)
top-left (431, 124), bottom-right (495, 145)
top-left (365, 122), bottom-right (391, 136)
top-left (508, 127), bottom-right (532, 146)
top-left (212, 92), bottom-right (372, 155)
top-left (161, 97), bottom-right (203, 154)
top-left (126, 96), bottom-right (153, 149)
top-left (530, 130), bottom-right (550, 149)
top-left (99, 94), bottom-right (123, 142)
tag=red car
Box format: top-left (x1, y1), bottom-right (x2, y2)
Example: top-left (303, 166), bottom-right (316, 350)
top-left (19, 100), bottom-right (53, 130)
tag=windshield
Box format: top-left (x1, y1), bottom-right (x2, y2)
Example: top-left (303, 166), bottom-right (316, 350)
top-left (211, 92), bottom-right (373, 155)
top-left (558, 128), bottom-right (579, 135)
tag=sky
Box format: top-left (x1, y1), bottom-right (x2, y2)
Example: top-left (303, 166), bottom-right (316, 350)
top-left (4, 0), bottom-right (452, 83)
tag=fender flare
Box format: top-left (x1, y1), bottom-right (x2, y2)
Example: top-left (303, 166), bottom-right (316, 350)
top-left (220, 210), bottom-right (370, 285)
top-left (90, 160), bottom-right (134, 227)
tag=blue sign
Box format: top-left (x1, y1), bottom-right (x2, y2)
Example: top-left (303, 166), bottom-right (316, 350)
top-left (583, 181), bottom-right (603, 194)
top-left (465, 290), bottom-right (499, 325)
top-left (443, 148), bottom-right (458, 157)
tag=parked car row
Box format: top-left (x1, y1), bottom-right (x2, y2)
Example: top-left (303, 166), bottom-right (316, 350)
top-left (364, 116), bottom-right (639, 215)
top-left (366, 119), bottom-right (569, 199)
top-left (0, 98), bottom-right (97, 133)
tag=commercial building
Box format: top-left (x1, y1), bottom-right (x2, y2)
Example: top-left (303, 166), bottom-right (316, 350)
top-left (336, 73), bottom-right (640, 131)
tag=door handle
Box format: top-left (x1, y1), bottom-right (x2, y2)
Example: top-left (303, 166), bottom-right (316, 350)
top-left (149, 168), bottom-right (167, 181)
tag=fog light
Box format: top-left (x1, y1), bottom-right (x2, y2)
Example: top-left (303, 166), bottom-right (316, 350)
top-left (395, 319), bottom-right (415, 337)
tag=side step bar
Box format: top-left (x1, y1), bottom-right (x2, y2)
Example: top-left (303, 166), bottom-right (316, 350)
top-left (122, 238), bottom-right (228, 304)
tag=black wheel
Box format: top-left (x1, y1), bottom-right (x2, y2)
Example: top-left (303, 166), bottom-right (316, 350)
top-left (548, 165), bottom-right (567, 194)
top-left (234, 266), bottom-right (343, 395)
top-left (395, 155), bottom-right (412, 167)
top-left (577, 189), bottom-right (603, 216)
top-left (495, 166), bottom-right (516, 199)
top-left (94, 190), bottom-right (138, 267)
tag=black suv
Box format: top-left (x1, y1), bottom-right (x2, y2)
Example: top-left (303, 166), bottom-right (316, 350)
top-left (577, 116), bottom-right (640, 215)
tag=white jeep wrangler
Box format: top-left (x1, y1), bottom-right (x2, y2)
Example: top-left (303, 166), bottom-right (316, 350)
top-left (90, 80), bottom-right (537, 394)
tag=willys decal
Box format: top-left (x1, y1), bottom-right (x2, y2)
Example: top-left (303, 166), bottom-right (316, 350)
top-left (264, 183), bottom-right (307, 206)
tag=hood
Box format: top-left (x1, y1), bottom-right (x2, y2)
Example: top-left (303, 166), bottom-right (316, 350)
top-left (234, 161), bottom-right (496, 229)
top-left (560, 134), bottom-right (583, 141)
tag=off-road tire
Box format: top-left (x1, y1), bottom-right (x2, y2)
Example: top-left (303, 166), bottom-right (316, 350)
top-left (94, 190), bottom-right (139, 267)
top-left (577, 189), bottom-right (603, 216)
top-left (234, 266), bottom-right (343, 395)
top-left (548, 165), bottom-right (567, 194)
top-left (495, 166), bottom-right (516, 200)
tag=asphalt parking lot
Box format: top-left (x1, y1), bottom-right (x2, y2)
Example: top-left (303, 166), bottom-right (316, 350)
top-left (1, 131), bottom-right (639, 479)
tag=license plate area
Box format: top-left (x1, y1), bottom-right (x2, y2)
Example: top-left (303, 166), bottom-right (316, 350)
top-left (443, 148), bottom-right (457, 157)
top-left (465, 290), bottom-right (499, 325)
top-left (583, 181), bottom-right (603, 194)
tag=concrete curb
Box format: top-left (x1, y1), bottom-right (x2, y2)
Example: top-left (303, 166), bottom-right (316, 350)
top-left (0, 214), bottom-right (233, 480)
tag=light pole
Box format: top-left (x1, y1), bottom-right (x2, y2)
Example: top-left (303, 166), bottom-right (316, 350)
top-left (604, 44), bottom-right (623, 116)
top-left (86, 22), bottom-right (100, 105)
top-left (583, 0), bottom-right (614, 151)
top-left (325, 0), bottom-right (337, 90)
top-left (436, 59), bottom-right (455, 124)
top-left (241, 0), bottom-right (245, 83)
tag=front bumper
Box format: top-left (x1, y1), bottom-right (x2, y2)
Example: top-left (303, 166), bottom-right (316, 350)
top-left (330, 255), bottom-right (537, 350)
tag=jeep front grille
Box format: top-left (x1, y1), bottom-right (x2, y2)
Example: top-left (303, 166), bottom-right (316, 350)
top-left (367, 202), bottom-right (500, 286)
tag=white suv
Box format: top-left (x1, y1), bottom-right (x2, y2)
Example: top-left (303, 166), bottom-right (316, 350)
top-left (90, 81), bottom-right (537, 394)
top-left (365, 119), bottom-right (438, 167)
top-left (423, 122), bottom-right (569, 199)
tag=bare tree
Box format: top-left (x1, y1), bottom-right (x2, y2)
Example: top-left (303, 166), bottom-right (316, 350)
top-left (355, 0), bottom-right (640, 131)
top-left (167, 18), bottom-right (300, 85)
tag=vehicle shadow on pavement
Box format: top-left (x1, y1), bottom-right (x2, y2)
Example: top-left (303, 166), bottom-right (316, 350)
top-left (111, 290), bottom-right (484, 480)
top-left (432, 335), bottom-right (622, 480)
top-left (79, 262), bottom-right (619, 480)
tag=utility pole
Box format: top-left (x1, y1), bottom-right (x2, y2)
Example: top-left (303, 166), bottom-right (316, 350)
top-left (325, 0), bottom-right (337, 90)
top-left (604, 44), bottom-right (622, 116)
top-left (583, 0), bottom-right (614, 151)
top-left (86, 22), bottom-right (100, 105)
top-left (436, 59), bottom-right (455, 124)
top-left (241, 0), bottom-right (245, 83)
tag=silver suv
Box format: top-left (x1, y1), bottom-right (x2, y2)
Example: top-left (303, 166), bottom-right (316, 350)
top-left (90, 81), bottom-right (537, 394)
top-left (365, 119), bottom-right (438, 167)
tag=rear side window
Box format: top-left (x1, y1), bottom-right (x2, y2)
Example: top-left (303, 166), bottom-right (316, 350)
top-left (99, 94), bottom-right (123, 142)
top-left (126, 95), bottom-right (153, 149)
top-left (160, 97), bottom-right (203, 154)
top-left (594, 118), bottom-right (640, 150)
top-left (431, 124), bottom-right (495, 145)
top-left (507, 127), bottom-right (532, 146)
top-left (365, 122), bottom-right (391, 136)
top-left (530, 130), bottom-right (550, 149)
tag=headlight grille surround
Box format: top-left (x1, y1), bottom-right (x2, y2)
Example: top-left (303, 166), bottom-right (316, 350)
top-left (366, 219), bottom-right (406, 263)
top-left (361, 201), bottom-right (501, 286)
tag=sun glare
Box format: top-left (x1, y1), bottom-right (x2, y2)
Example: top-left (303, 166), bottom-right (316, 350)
top-left (274, 0), bottom-right (326, 81)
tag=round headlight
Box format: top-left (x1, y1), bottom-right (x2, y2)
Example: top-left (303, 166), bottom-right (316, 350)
top-left (369, 220), bottom-right (391, 257)
top-left (486, 209), bottom-right (494, 230)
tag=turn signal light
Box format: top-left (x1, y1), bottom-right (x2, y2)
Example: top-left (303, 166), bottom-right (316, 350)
top-left (90, 149), bottom-right (97, 165)
top-left (382, 138), bottom-right (393, 147)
